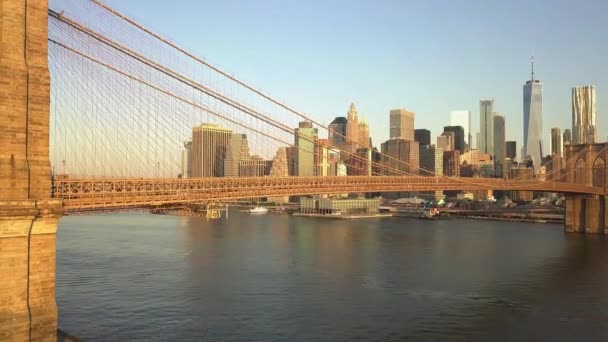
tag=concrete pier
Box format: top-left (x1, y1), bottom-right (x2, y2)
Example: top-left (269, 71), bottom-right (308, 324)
top-left (0, 0), bottom-right (61, 340)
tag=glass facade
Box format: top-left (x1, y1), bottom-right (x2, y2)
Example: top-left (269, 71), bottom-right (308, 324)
top-left (449, 110), bottom-right (471, 149)
top-left (523, 80), bottom-right (543, 169)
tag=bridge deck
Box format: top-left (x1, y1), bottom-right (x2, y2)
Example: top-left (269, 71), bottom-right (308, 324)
top-left (52, 176), bottom-right (606, 211)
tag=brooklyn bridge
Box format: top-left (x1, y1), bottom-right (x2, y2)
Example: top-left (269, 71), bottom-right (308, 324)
top-left (1, 0), bottom-right (607, 340)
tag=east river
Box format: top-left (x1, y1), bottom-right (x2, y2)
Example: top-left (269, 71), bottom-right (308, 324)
top-left (56, 211), bottom-right (608, 341)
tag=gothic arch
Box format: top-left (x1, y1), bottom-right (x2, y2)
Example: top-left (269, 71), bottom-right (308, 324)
top-left (592, 157), bottom-right (605, 188)
top-left (574, 158), bottom-right (586, 185)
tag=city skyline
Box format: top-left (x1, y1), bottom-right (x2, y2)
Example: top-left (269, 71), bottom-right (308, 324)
top-left (100, 0), bottom-right (607, 153)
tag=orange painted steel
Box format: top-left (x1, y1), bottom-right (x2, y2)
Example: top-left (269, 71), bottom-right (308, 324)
top-left (52, 176), bottom-right (606, 212)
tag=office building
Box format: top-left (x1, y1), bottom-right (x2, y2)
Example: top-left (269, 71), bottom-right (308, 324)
top-left (493, 114), bottom-right (505, 177)
top-left (181, 140), bottom-right (192, 178)
top-left (381, 139), bottom-right (419, 175)
top-left (551, 127), bottom-right (563, 158)
top-left (358, 118), bottom-right (370, 148)
top-left (443, 150), bottom-right (461, 176)
top-left (506, 141), bottom-right (517, 161)
top-left (295, 121), bottom-right (318, 176)
top-left (414, 129), bottom-right (431, 146)
top-left (238, 157), bottom-right (272, 177)
top-left (443, 125), bottom-right (465, 152)
top-left (268, 147), bottom-right (290, 203)
top-left (224, 133), bottom-right (250, 177)
top-left (328, 117), bottom-right (347, 146)
top-left (351, 147), bottom-right (375, 176)
top-left (479, 99), bottom-right (494, 154)
top-left (346, 103), bottom-right (360, 148)
top-left (191, 123), bottom-right (232, 177)
top-left (508, 167), bottom-right (534, 201)
top-left (523, 58), bottom-right (543, 169)
top-left (563, 129), bottom-right (572, 145)
top-left (315, 139), bottom-right (330, 176)
top-left (269, 147), bottom-right (289, 177)
top-left (420, 145), bottom-right (443, 176)
top-left (450, 110), bottom-right (472, 149)
top-left (389, 109), bottom-right (415, 140)
top-left (437, 131), bottom-right (454, 152)
top-left (572, 85), bottom-right (597, 144)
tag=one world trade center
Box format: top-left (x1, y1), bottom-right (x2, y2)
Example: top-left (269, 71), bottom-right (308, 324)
top-left (523, 57), bottom-right (543, 170)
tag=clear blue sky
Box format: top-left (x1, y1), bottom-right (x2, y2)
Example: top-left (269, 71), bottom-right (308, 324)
top-left (103, 0), bottom-right (606, 150)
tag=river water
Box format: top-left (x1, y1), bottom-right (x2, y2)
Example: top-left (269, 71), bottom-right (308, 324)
top-left (56, 211), bottom-right (608, 341)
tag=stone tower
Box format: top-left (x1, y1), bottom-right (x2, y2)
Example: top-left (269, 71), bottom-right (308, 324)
top-left (0, 0), bottom-right (62, 340)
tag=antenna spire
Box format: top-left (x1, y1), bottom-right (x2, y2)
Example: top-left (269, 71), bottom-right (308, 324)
top-left (531, 55), bottom-right (535, 81)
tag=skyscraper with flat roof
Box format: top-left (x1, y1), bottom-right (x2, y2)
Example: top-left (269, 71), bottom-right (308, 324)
top-left (328, 117), bottom-right (347, 146)
top-left (572, 85), bottom-right (597, 144)
top-left (414, 129), bottom-right (431, 146)
top-left (181, 140), bottom-right (192, 178)
top-left (506, 141), bottom-right (517, 161)
top-left (450, 110), bottom-right (471, 149)
top-left (295, 121), bottom-right (318, 176)
top-left (191, 123), bottom-right (232, 177)
top-left (551, 127), bottom-right (563, 158)
top-left (493, 114), bottom-right (505, 177)
top-left (224, 133), bottom-right (250, 177)
top-left (390, 109), bottom-right (414, 140)
top-left (479, 99), bottom-right (494, 155)
top-left (563, 129), bottom-right (572, 146)
top-left (381, 139), bottom-right (419, 175)
top-left (443, 126), bottom-right (465, 153)
top-left (523, 57), bottom-right (543, 169)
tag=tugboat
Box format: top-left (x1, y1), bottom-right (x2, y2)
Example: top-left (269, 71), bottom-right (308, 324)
top-left (249, 206), bottom-right (268, 214)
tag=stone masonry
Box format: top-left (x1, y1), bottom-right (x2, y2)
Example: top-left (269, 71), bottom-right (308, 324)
top-left (0, 0), bottom-right (63, 341)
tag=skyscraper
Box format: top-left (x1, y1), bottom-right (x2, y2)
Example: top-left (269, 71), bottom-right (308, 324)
top-left (295, 121), bottom-right (318, 176)
top-left (506, 141), bottom-right (517, 161)
top-left (389, 109), bottom-right (414, 140)
top-left (551, 127), bottom-right (563, 157)
top-left (191, 123), bottom-right (232, 177)
top-left (443, 150), bottom-right (461, 176)
top-left (450, 110), bottom-right (471, 149)
top-left (414, 129), bottom-right (431, 146)
top-left (328, 117), bottom-right (347, 146)
top-left (346, 103), bottom-right (359, 147)
top-left (523, 57), bottom-right (543, 169)
top-left (224, 133), bottom-right (250, 177)
top-left (443, 126), bottom-right (465, 153)
top-left (563, 129), bottom-right (572, 146)
top-left (493, 113), bottom-right (505, 177)
top-left (380, 139), bottom-right (419, 175)
top-left (572, 85), bottom-right (597, 144)
top-left (479, 99), bottom-right (494, 155)
top-left (358, 118), bottom-right (370, 148)
top-left (181, 140), bottom-right (192, 178)
top-left (436, 134), bottom-right (453, 152)
top-left (420, 145), bottom-right (443, 176)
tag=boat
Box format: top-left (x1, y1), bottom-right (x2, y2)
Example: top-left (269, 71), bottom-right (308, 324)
top-left (420, 207), bottom-right (440, 219)
top-left (249, 206), bottom-right (268, 214)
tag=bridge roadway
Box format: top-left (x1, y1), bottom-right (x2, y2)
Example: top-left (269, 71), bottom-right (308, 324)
top-left (52, 176), bottom-right (606, 212)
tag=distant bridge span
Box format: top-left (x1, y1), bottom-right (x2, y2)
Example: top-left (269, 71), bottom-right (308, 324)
top-left (53, 176), bottom-right (607, 212)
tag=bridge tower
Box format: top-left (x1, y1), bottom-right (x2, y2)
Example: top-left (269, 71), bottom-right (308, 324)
top-left (0, 0), bottom-right (62, 340)
top-left (564, 143), bottom-right (608, 234)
